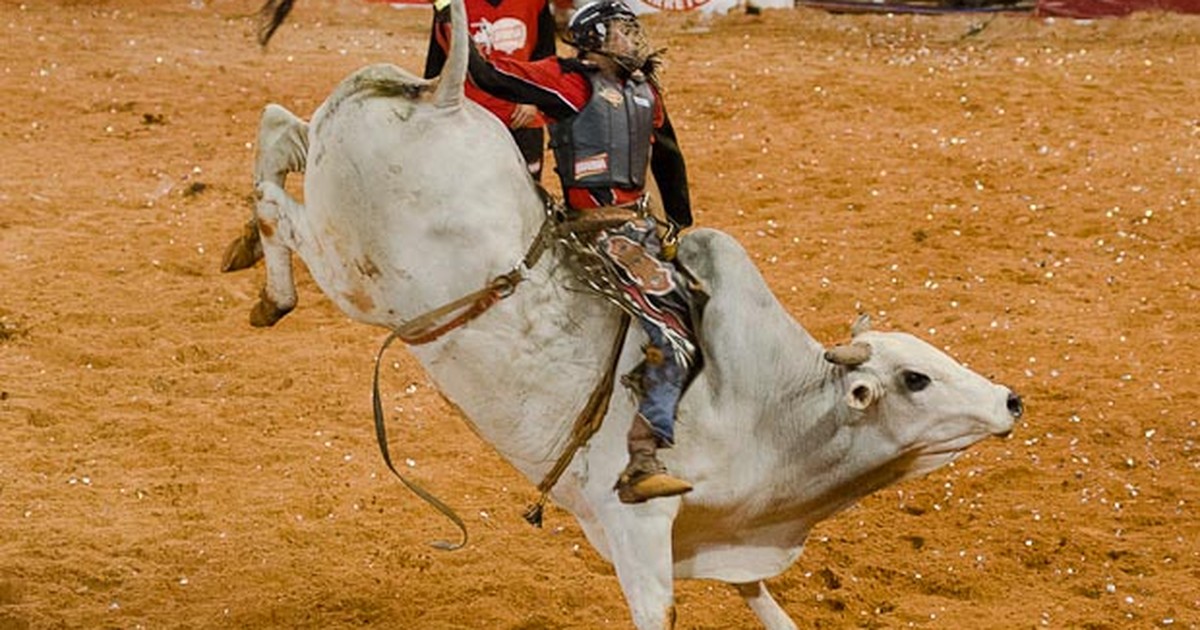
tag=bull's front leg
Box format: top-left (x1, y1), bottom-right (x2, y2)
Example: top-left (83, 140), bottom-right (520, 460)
top-left (221, 104), bottom-right (309, 327)
top-left (734, 580), bottom-right (798, 630)
top-left (599, 498), bottom-right (682, 629)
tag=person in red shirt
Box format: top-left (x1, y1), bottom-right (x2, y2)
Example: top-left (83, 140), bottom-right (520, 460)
top-left (424, 0), bottom-right (557, 181)
top-left (464, 0), bottom-right (696, 504)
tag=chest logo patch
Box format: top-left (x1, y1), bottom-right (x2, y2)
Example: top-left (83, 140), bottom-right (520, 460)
top-left (471, 17), bottom-right (528, 55)
top-left (598, 87), bottom-right (624, 108)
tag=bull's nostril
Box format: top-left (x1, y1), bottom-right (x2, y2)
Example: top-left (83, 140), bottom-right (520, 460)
top-left (1007, 392), bottom-right (1024, 418)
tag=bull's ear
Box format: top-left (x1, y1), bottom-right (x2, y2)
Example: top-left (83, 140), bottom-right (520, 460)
top-left (845, 377), bottom-right (882, 411)
top-left (850, 314), bottom-right (872, 337)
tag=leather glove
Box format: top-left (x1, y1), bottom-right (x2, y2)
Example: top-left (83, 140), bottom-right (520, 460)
top-left (661, 221), bottom-right (680, 261)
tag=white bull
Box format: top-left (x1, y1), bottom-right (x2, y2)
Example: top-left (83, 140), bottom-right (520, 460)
top-left (223, 0), bottom-right (1023, 626)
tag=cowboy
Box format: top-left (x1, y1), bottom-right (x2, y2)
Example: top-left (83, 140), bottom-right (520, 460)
top-left (459, 0), bottom-right (697, 503)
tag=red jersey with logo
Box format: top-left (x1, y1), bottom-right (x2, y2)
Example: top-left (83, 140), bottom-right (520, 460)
top-left (424, 0), bottom-right (555, 127)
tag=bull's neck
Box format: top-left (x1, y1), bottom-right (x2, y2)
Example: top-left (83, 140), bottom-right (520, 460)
top-left (769, 372), bottom-right (912, 528)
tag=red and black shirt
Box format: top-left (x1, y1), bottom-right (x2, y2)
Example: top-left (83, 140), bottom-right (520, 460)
top-left (467, 51), bottom-right (693, 228)
top-left (424, 0), bottom-right (557, 127)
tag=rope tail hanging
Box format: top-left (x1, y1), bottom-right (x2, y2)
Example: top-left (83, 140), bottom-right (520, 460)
top-left (523, 313), bottom-right (631, 527)
top-left (372, 331), bottom-right (468, 551)
top-left (363, 200), bottom-right (560, 549)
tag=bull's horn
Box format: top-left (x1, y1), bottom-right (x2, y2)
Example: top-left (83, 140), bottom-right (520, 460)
top-left (850, 314), bottom-right (872, 337)
top-left (824, 342), bottom-right (872, 367)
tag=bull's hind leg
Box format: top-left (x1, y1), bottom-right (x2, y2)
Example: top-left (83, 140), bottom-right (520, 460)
top-left (220, 217), bottom-right (262, 272)
top-left (222, 104), bottom-right (309, 327)
top-left (734, 581), bottom-right (798, 630)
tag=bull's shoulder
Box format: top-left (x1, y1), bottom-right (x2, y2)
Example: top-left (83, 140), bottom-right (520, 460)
top-left (675, 228), bottom-right (818, 368)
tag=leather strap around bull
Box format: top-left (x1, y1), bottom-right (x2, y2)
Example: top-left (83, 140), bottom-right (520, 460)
top-left (370, 193), bottom-right (632, 547)
top-left (390, 204), bottom-right (558, 345)
top-left (372, 311), bottom-right (630, 549)
top-left (390, 270), bottom-right (520, 345)
top-left (523, 312), bottom-right (630, 528)
top-left (368, 200), bottom-right (556, 550)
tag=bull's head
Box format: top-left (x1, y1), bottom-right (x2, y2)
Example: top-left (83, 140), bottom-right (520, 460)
top-left (824, 315), bottom-right (1022, 479)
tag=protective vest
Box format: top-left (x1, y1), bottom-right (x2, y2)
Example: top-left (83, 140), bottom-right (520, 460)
top-left (549, 71), bottom-right (655, 190)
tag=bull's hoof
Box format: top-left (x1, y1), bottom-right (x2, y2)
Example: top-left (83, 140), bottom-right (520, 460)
top-left (249, 298), bottom-right (293, 328)
top-left (220, 220), bottom-right (263, 272)
top-left (615, 472), bottom-right (693, 504)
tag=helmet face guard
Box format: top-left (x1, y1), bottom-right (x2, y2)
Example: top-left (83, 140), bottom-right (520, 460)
top-left (565, 0), bottom-right (653, 73)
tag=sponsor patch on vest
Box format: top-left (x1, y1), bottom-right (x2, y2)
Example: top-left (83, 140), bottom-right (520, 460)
top-left (632, 95), bottom-right (651, 108)
top-left (574, 153), bottom-right (609, 179)
top-left (598, 87), bottom-right (624, 107)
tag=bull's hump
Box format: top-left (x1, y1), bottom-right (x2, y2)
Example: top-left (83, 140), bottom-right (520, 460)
top-left (331, 64), bottom-right (432, 102)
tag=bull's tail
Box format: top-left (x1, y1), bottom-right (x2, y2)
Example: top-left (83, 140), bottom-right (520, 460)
top-left (255, 0), bottom-right (295, 47)
top-left (432, 0), bottom-right (468, 109)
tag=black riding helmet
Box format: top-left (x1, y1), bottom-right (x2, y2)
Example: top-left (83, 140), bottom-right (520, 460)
top-left (563, 0), bottom-right (640, 53)
top-left (566, 0), bottom-right (667, 78)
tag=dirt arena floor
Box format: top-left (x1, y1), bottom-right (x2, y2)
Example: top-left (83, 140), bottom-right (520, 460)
top-left (2, 1), bottom-right (1198, 628)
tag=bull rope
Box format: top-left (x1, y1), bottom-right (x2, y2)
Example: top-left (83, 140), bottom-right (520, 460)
top-left (372, 332), bottom-right (467, 550)
top-left (522, 312), bottom-right (630, 528)
top-left (370, 195), bottom-right (631, 548)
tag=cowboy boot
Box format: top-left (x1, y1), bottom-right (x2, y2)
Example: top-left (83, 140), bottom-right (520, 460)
top-left (614, 414), bottom-right (692, 504)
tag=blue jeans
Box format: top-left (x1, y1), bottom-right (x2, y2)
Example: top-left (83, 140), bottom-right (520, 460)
top-left (637, 322), bottom-right (684, 446)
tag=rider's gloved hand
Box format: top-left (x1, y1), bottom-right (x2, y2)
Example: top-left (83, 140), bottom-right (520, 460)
top-left (661, 221), bottom-right (680, 261)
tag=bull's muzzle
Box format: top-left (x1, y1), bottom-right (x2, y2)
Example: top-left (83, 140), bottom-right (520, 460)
top-left (991, 390), bottom-right (1023, 439)
top-left (1006, 391), bottom-right (1024, 419)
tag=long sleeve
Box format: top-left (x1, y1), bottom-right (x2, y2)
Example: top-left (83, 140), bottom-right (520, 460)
top-left (467, 47), bottom-right (583, 121)
top-left (423, 9), bottom-right (450, 79)
top-left (651, 110), bottom-right (693, 228)
top-left (532, 2), bottom-right (557, 61)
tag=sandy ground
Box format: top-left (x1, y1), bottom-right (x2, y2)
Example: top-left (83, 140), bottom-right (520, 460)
top-left (1, 1), bottom-right (1198, 628)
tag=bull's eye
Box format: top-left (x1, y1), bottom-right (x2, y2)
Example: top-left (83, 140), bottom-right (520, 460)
top-left (902, 370), bottom-right (931, 393)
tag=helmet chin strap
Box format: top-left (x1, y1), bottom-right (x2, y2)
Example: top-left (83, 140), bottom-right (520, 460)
top-left (588, 47), bottom-right (667, 90)
top-left (593, 50), bottom-right (646, 75)
top-left (598, 17), bottom-right (655, 72)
